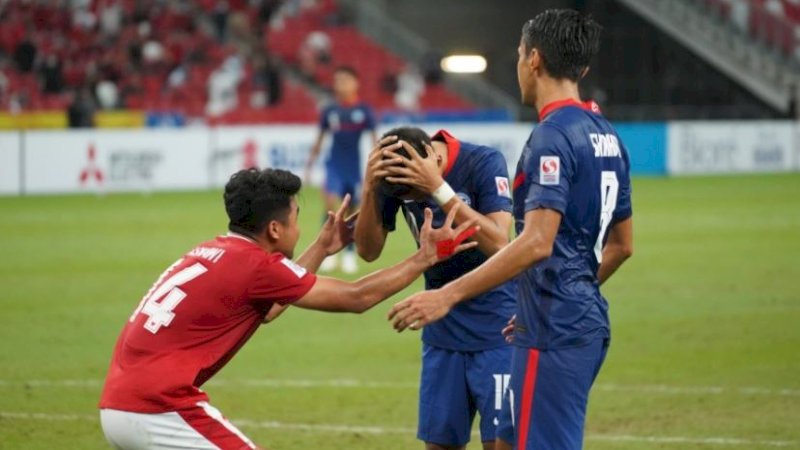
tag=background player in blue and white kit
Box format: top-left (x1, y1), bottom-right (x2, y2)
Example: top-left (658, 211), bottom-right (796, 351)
top-left (306, 66), bottom-right (377, 273)
top-left (388, 10), bottom-right (634, 450)
top-left (355, 127), bottom-right (516, 450)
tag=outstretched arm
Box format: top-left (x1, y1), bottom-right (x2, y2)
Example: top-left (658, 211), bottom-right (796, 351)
top-left (295, 205), bottom-right (478, 314)
top-left (387, 208), bottom-right (561, 331)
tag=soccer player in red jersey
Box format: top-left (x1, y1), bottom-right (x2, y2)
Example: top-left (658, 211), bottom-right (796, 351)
top-left (99, 167), bottom-right (476, 450)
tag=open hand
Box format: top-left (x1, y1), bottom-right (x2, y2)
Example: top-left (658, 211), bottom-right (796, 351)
top-left (315, 194), bottom-right (355, 256)
top-left (418, 203), bottom-right (479, 266)
top-left (387, 289), bottom-right (453, 332)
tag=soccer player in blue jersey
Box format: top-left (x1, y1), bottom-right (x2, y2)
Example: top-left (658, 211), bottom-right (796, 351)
top-left (306, 66), bottom-right (377, 273)
top-left (388, 10), bottom-right (634, 450)
top-left (355, 127), bottom-right (516, 450)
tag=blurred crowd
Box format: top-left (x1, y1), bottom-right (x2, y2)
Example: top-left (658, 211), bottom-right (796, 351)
top-left (0, 0), bottom-right (295, 126)
top-left (0, 0), bottom-right (468, 127)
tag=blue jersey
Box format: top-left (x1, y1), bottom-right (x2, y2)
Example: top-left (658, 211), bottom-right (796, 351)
top-left (320, 101), bottom-right (375, 181)
top-left (511, 100), bottom-right (632, 350)
top-left (379, 130), bottom-right (516, 351)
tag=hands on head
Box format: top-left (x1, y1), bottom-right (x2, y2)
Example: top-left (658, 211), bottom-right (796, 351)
top-left (366, 135), bottom-right (443, 195)
top-left (382, 140), bottom-right (443, 195)
top-left (352, 134), bottom-right (482, 333)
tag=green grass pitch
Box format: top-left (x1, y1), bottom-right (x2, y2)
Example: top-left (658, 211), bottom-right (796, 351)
top-left (1, 174), bottom-right (799, 449)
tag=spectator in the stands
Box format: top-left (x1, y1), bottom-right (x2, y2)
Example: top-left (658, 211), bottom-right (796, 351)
top-left (40, 54), bottom-right (65, 94)
top-left (256, 0), bottom-right (283, 32)
top-left (96, 80), bottom-right (119, 110)
top-left (251, 52), bottom-right (282, 107)
top-left (420, 50), bottom-right (443, 84)
top-left (13, 34), bottom-right (36, 73)
top-left (0, 59), bottom-right (10, 103)
top-left (298, 30), bottom-right (331, 80)
top-left (212, 1), bottom-right (231, 42)
top-left (99, 0), bottom-right (123, 37)
top-left (72, 2), bottom-right (97, 30)
top-left (206, 54), bottom-right (244, 116)
top-left (68, 87), bottom-right (96, 128)
top-left (394, 65), bottom-right (424, 112)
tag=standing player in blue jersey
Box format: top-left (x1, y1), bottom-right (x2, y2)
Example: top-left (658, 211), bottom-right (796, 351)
top-left (306, 66), bottom-right (377, 273)
top-left (388, 10), bottom-right (634, 450)
top-left (355, 127), bottom-right (516, 450)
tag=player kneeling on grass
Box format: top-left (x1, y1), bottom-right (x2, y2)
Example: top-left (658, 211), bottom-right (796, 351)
top-left (355, 128), bottom-right (516, 450)
top-left (98, 167), bottom-right (477, 450)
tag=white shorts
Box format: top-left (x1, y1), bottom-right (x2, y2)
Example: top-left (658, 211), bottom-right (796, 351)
top-left (100, 402), bottom-right (257, 450)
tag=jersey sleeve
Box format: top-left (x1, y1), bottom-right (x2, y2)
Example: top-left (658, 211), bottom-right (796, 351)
top-left (248, 254), bottom-right (317, 305)
top-left (319, 106), bottom-right (330, 131)
top-left (522, 124), bottom-right (576, 215)
top-left (473, 150), bottom-right (513, 215)
top-left (376, 189), bottom-right (402, 231)
top-left (613, 143), bottom-right (633, 223)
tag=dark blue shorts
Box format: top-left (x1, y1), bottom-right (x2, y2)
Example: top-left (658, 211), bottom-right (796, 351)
top-left (417, 343), bottom-right (512, 446)
top-left (323, 166), bottom-right (361, 203)
top-left (496, 339), bottom-right (609, 450)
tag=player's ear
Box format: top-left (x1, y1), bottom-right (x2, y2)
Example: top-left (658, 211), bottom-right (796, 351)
top-left (529, 48), bottom-right (540, 74)
top-left (265, 220), bottom-right (282, 241)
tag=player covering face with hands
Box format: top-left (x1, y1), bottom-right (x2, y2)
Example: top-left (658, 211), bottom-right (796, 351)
top-left (355, 128), bottom-right (516, 450)
top-left (98, 167), bottom-right (476, 450)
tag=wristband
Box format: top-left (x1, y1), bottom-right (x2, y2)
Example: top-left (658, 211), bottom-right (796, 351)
top-left (431, 182), bottom-right (456, 205)
top-left (436, 226), bottom-right (479, 259)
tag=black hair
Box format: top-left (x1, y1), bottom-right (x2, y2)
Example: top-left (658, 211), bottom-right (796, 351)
top-left (378, 127), bottom-right (431, 198)
top-left (521, 9), bottom-right (602, 82)
top-left (223, 168), bottom-right (301, 236)
top-left (334, 65), bottom-right (359, 79)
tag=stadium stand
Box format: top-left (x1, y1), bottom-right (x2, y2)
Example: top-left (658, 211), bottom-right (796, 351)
top-left (0, 0), bottom-right (473, 127)
top-left (265, 1), bottom-right (472, 111)
top-left (700, 0), bottom-right (800, 61)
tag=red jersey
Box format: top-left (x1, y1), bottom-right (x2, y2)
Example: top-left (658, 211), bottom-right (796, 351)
top-left (99, 233), bottom-right (317, 413)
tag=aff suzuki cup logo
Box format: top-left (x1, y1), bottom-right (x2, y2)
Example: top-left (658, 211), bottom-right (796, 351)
top-left (539, 156), bottom-right (560, 185)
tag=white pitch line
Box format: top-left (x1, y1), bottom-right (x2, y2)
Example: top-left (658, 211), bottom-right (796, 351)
top-left (2, 378), bottom-right (799, 397)
top-left (595, 383), bottom-right (800, 397)
top-left (0, 411), bottom-right (796, 447)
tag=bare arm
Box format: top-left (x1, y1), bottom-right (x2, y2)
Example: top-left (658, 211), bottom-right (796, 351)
top-left (305, 129), bottom-right (325, 181)
top-left (353, 136), bottom-right (403, 262)
top-left (293, 252), bottom-right (429, 313)
top-left (597, 217), bottom-right (633, 285)
top-left (387, 208), bottom-right (561, 331)
top-left (295, 206), bottom-right (478, 313)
